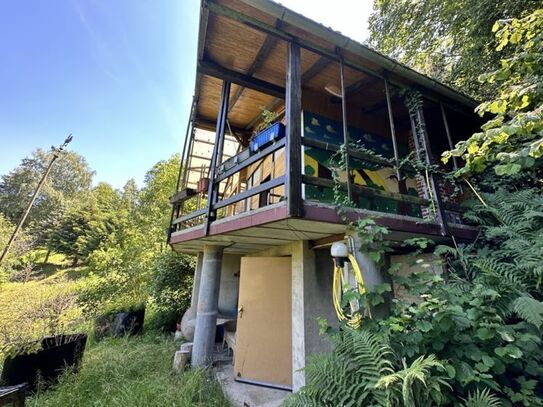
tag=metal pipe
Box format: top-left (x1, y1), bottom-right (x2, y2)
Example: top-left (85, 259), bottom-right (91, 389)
top-left (440, 102), bottom-right (459, 170)
top-left (339, 57), bottom-right (352, 203)
top-left (384, 78), bottom-right (402, 183)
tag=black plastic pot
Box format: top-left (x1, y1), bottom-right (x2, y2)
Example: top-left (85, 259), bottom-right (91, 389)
top-left (1, 333), bottom-right (87, 391)
top-left (94, 308), bottom-right (145, 340)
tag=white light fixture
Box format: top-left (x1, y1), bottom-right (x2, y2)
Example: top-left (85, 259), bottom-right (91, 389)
top-left (324, 84), bottom-right (343, 98)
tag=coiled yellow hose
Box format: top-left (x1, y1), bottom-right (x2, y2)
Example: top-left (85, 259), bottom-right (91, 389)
top-left (333, 253), bottom-right (371, 328)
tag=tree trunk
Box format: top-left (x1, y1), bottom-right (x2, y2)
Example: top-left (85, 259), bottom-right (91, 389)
top-left (44, 247), bottom-right (52, 264)
top-left (71, 257), bottom-right (78, 267)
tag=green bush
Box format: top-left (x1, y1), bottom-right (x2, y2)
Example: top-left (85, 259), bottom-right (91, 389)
top-left (149, 251), bottom-right (195, 314)
top-left (144, 308), bottom-right (181, 333)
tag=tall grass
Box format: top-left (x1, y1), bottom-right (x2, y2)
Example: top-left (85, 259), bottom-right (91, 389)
top-left (28, 334), bottom-right (231, 407)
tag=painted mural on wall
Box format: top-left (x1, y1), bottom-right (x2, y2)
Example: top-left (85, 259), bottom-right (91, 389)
top-left (302, 111), bottom-right (421, 217)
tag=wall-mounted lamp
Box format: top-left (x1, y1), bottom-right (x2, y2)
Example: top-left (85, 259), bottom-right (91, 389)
top-left (324, 84), bottom-right (343, 98)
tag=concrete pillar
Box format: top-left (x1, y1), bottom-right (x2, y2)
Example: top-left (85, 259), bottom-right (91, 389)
top-left (192, 245), bottom-right (224, 367)
top-left (191, 252), bottom-right (204, 308)
top-left (346, 230), bottom-right (389, 318)
top-left (291, 242), bottom-right (339, 391)
top-left (291, 241), bottom-right (315, 391)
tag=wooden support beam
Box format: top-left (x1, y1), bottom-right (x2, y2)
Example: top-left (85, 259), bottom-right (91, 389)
top-left (244, 56), bottom-right (330, 131)
top-left (301, 56), bottom-right (331, 83)
top-left (193, 116), bottom-right (249, 137)
top-left (362, 100), bottom-right (388, 114)
top-left (197, 6), bottom-right (210, 61)
top-left (170, 188), bottom-right (197, 205)
top-left (228, 21), bottom-right (281, 112)
top-left (285, 42), bottom-right (303, 217)
top-left (346, 74), bottom-right (380, 96)
top-left (311, 234), bottom-right (345, 249)
top-left (199, 59), bottom-right (285, 99)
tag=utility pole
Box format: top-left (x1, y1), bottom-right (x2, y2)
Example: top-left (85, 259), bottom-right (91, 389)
top-left (0, 135), bottom-right (73, 265)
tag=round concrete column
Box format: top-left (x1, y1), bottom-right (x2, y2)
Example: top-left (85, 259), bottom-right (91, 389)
top-left (191, 245), bottom-right (224, 367)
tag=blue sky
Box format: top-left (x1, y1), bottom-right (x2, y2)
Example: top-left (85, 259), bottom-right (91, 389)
top-left (0, 1), bottom-right (371, 188)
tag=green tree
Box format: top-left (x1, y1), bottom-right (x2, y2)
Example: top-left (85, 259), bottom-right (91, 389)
top-left (369, 0), bottom-right (540, 98)
top-left (137, 154), bottom-right (180, 251)
top-left (48, 183), bottom-right (122, 265)
top-left (0, 149), bottom-right (94, 244)
top-left (443, 9), bottom-right (543, 186)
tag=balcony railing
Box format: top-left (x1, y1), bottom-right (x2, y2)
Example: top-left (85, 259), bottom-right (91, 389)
top-left (170, 129), bottom-right (468, 237)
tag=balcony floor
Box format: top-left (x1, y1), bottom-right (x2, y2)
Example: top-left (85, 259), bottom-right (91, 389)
top-left (169, 201), bottom-right (478, 255)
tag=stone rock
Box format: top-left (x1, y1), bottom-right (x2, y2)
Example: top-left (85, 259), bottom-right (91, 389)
top-left (173, 350), bottom-right (190, 373)
top-left (180, 306), bottom-right (197, 341)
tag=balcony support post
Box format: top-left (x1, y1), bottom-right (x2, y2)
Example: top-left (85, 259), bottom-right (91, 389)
top-left (204, 80), bottom-right (231, 235)
top-left (191, 245), bottom-right (224, 367)
top-left (285, 41), bottom-right (302, 217)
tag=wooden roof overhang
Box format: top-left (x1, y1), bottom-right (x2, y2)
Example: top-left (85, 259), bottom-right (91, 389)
top-left (192, 0), bottom-right (478, 138)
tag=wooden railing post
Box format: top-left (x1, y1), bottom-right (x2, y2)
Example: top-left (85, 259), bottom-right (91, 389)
top-left (204, 80), bottom-right (230, 234)
top-left (286, 41), bottom-right (302, 217)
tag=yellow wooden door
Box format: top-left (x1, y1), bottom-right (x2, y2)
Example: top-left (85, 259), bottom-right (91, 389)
top-left (234, 257), bottom-right (292, 389)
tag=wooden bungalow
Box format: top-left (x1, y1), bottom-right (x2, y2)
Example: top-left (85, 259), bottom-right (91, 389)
top-left (170, 0), bottom-right (481, 392)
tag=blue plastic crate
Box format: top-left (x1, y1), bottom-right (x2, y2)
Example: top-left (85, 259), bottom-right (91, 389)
top-left (250, 122), bottom-right (285, 153)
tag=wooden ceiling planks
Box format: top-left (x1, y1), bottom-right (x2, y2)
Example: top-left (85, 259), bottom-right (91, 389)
top-left (205, 13), bottom-right (265, 73)
top-left (228, 87), bottom-right (277, 128)
top-left (195, 0), bottom-right (473, 134)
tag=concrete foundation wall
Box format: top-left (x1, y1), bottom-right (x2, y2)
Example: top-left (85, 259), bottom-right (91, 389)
top-left (218, 254), bottom-right (241, 318)
top-left (305, 249), bottom-right (338, 355)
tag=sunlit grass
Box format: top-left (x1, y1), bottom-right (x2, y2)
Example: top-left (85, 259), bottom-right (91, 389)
top-left (28, 335), bottom-right (231, 407)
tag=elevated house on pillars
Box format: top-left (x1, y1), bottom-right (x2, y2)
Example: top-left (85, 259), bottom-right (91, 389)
top-left (170, 0), bottom-right (481, 391)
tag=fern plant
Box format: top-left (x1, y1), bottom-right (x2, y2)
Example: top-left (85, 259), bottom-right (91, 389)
top-left (462, 388), bottom-right (502, 407)
top-left (284, 330), bottom-right (453, 407)
top-left (283, 329), bottom-right (392, 407)
top-left (377, 355), bottom-right (450, 407)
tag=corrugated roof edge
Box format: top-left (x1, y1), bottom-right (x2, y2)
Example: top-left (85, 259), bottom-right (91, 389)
top-left (238, 0), bottom-right (479, 109)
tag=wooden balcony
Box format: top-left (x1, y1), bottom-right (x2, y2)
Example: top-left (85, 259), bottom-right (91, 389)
top-left (169, 128), bottom-right (477, 254)
top-left (168, 0), bottom-right (481, 254)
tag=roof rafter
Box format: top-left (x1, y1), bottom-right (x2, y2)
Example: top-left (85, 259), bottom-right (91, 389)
top-left (228, 20), bottom-right (282, 112)
top-left (199, 58), bottom-right (285, 98)
top-left (244, 56), bottom-right (331, 130)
